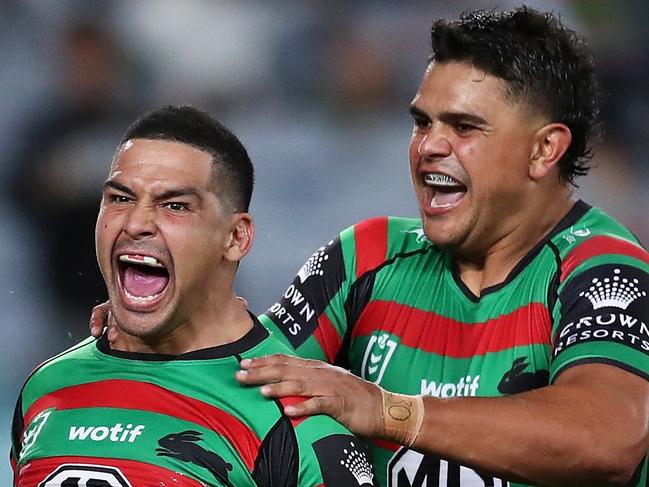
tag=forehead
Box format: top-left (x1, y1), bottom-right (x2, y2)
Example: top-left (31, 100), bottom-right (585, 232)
top-left (412, 61), bottom-right (510, 115)
top-left (109, 139), bottom-right (213, 189)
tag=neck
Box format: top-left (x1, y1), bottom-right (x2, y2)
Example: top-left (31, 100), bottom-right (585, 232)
top-left (456, 192), bottom-right (575, 296)
top-left (111, 295), bottom-right (253, 355)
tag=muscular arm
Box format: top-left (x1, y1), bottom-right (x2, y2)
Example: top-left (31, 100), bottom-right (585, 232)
top-left (237, 357), bottom-right (649, 486)
top-left (415, 363), bottom-right (649, 485)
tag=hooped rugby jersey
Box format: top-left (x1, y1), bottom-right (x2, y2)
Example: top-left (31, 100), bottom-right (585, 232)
top-left (11, 317), bottom-right (378, 487)
top-left (261, 200), bottom-right (649, 487)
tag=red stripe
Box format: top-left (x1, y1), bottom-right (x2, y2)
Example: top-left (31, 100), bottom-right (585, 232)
top-left (23, 379), bottom-right (260, 470)
top-left (354, 217), bottom-right (388, 278)
top-left (17, 456), bottom-right (207, 487)
top-left (279, 396), bottom-right (308, 427)
top-left (352, 301), bottom-right (551, 358)
top-left (561, 236), bottom-right (649, 282)
top-left (314, 313), bottom-right (342, 363)
top-left (372, 438), bottom-right (401, 452)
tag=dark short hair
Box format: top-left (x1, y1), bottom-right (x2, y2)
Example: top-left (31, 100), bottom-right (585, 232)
top-left (430, 6), bottom-right (600, 184)
top-left (120, 105), bottom-right (254, 212)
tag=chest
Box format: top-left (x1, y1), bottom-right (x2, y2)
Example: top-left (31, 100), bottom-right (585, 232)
top-left (17, 368), bottom-right (268, 487)
top-left (346, 264), bottom-right (554, 397)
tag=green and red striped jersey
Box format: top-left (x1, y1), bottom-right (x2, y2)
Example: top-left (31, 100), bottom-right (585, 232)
top-left (12, 317), bottom-right (378, 487)
top-left (261, 200), bottom-right (649, 487)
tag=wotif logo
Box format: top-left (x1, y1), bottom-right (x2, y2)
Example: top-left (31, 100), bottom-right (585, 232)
top-left (69, 423), bottom-right (145, 443)
top-left (420, 375), bottom-right (480, 397)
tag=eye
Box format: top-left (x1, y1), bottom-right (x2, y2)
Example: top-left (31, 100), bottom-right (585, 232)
top-left (413, 116), bottom-right (431, 130)
top-left (454, 122), bottom-right (477, 135)
top-left (107, 193), bottom-right (132, 204)
top-left (163, 202), bottom-right (189, 212)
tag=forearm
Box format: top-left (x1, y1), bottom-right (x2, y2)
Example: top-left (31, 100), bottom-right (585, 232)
top-left (386, 369), bottom-right (648, 485)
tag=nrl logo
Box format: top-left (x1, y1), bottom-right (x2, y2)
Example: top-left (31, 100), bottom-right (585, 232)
top-left (21, 408), bottom-right (53, 460)
top-left (360, 333), bottom-right (398, 384)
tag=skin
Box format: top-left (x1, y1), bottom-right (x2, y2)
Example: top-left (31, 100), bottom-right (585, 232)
top-left (96, 138), bottom-right (254, 354)
top-left (233, 62), bottom-right (649, 485)
top-left (91, 65), bottom-right (649, 483)
top-left (408, 62), bottom-right (574, 295)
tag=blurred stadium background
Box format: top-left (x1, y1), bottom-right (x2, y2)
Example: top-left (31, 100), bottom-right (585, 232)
top-left (2, 0), bottom-right (647, 481)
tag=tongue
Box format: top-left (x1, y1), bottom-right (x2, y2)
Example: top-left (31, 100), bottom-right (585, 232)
top-left (431, 189), bottom-right (465, 207)
top-left (123, 266), bottom-right (169, 297)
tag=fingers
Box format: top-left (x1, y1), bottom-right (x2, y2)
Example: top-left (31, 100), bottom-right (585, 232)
top-left (89, 301), bottom-right (111, 338)
top-left (239, 354), bottom-right (323, 370)
top-left (106, 322), bottom-right (119, 344)
top-left (236, 361), bottom-right (297, 386)
top-left (258, 380), bottom-right (309, 399)
top-left (283, 396), bottom-right (339, 419)
top-left (236, 354), bottom-right (331, 387)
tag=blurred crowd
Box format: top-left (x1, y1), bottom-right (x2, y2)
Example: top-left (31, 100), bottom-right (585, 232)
top-left (1, 0), bottom-right (647, 481)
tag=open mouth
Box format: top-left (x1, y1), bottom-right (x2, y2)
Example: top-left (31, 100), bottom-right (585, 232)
top-left (423, 172), bottom-right (467, 209)
top-left (117, 254), bottom-right (170, 310)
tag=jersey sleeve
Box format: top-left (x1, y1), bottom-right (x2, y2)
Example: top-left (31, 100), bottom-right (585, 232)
top-left (292, 415), bottom-right (378, 487)
top-left (250, 401), bottom-right (378, 487)
top-left (550, 235), bottom-right (649, 382)
top-left (259, 223), bottom-right (360, 363)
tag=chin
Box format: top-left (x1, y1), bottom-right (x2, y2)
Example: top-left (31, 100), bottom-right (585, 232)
top-left (112, 307), bottom-right (169, 339)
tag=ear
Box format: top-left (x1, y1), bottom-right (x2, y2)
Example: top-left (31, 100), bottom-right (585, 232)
top-left (529, 123), bottom-right (572, 180)
top-left (223, 213), bottom-right (254, 262)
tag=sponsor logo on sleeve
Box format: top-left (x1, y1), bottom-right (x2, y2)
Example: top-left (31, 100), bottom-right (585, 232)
top-left (361, 333), bottom-right (398, 384)
top-left (313, 434), bottom-right (375, 486)
top-left (554, 265), bottom-right (649, 357)
top-left (39, 464), bottom-right (132, 487)
top-left (267, 238), bottom-right (345, 348)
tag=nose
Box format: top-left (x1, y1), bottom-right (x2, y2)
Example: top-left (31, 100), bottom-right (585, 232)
top-left (417, 126), bottom-right (452, 160)
top-left (123, 202), bottom-right (157, 239)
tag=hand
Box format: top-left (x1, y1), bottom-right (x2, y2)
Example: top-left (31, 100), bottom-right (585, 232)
top-left (89, 301), bottom-right (118, 343)
top-left (236, 354), bottom-right (384, 438)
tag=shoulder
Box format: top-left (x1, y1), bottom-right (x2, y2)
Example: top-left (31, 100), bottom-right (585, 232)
top-left (20, 337), bottom-right (97, 406)
top-left (344, 215), bottom-right (435, 270)
top-left (550, 203), bottom-right (648, 283)
top-left (290, 413), bottom-right (377, 486)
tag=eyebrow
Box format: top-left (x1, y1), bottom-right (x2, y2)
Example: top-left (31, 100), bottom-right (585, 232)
top-left (409, 105), bottom-right (488, 126)
top-left (103, 180), bottom-right (204, 203)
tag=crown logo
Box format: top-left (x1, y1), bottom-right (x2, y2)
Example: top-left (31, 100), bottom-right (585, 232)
top-left (297, 242), bottom-right (331, 284)
top-left (339, 441), bottom-right (374, 485)
top-left (579, 268), bottom-right (646, 310)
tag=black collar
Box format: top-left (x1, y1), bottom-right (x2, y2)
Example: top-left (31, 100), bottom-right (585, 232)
top-left (96, 312), bottom-right (269, 361)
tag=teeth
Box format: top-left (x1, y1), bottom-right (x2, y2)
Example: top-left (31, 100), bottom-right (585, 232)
top-left (119, 254), bottom-right (165, 268)
top-left (124, 288), bottom-right (164, 303)
top-left (424, 173), bottom-right (461, 187)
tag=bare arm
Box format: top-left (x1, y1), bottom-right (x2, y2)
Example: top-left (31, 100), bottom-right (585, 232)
top-left (237, 356), bottom-right (649, 486)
